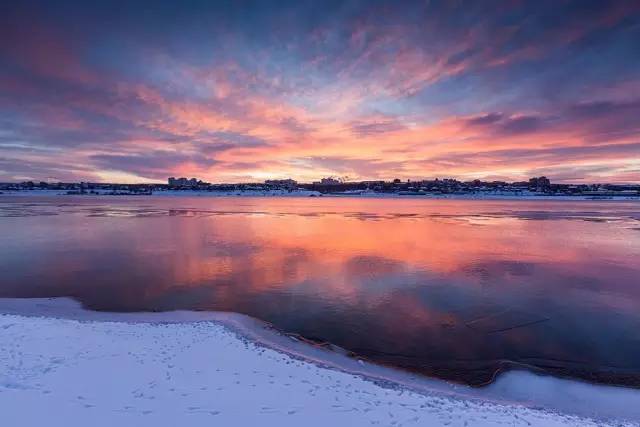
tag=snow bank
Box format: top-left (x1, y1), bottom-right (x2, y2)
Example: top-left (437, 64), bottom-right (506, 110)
top-left (0, 189), bottom-right (324, 198)
top-left (155, 189), bottom-right (323, 197)
top-left (0, 298), bottom-right (637, 426)
top-left (2, 189), bottom-right (638, 200)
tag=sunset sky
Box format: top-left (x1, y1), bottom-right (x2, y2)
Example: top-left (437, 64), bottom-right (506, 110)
top-left (1, 0), bottom-right (639, 184)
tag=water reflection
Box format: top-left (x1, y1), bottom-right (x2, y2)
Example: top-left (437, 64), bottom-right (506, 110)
top-left (1, 196), bottom-right (639, 386)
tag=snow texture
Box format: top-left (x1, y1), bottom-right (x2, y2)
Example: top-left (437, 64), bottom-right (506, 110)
top-left (1, 310), bottom-right (636, 426)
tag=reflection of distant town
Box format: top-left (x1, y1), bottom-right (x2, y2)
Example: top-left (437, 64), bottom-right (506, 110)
top-left (1, 176), bottom-right (639, 198)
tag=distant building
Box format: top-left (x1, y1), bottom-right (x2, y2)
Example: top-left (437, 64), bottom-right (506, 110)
top-left (361, 180), bottom-right (385, 189)
top-left (168, 177), bottom-right (201, 187)
top-left (313, 177), bottom-right (341, 185)
top-left (264, 179), bottom-right (297, 189)
top-left (529, 176), bottom-right (551, 191)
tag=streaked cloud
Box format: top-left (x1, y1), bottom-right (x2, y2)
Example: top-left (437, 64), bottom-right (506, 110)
top-left (1, 0), bottom-right (639, 183)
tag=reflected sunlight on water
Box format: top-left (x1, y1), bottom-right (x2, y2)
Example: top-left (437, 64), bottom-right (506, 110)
top-left (1, 195), bottom-right (639, 386)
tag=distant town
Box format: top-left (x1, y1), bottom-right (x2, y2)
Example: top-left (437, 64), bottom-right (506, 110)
top-left (1, 176), bottom-right (639, 199)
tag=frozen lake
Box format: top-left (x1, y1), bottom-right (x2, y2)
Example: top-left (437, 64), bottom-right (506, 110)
top-left (1, 194), bottom-right (639, 387)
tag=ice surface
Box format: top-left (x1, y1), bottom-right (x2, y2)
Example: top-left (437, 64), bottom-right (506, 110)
top-left (2, 188), bottom-right (639, 201)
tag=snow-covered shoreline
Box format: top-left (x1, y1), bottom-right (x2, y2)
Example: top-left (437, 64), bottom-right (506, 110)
top-left (1, 298), bottom-right (638, 426)
top-left (2, 188), bottom-right (639, 201)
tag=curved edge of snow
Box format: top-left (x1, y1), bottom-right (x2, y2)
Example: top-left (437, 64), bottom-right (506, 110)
top-left (0, 297), bottom-right (638, 425)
